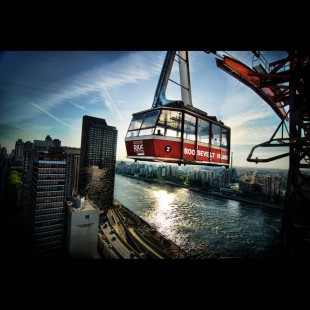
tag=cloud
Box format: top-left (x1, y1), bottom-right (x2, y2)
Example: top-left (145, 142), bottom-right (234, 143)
top-left (1, 51), bottom-right (166, 125)
top-left (87, 97), bottom-right (100, 105)
top-left (71, 101), bottom-right (86, 110)
top-left (101, 87), bottom-right (123, 121)
top-left (33, 51), bottom-right (165, 111)
top-left (5, 123), bottom-right (36, 135)
top-left (31, 102), bottom-right (73, 129)
top-left (217, 77), bottom-right (284, 146)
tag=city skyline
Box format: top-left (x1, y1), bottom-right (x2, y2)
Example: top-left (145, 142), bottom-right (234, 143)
top-left (0, 50), bottom-right (289, 169)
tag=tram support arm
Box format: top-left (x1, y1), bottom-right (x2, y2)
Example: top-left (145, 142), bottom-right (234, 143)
top-left (247, 141), bottom-right (291, 163)
top-left (247, 139), bottom-right (310, 163)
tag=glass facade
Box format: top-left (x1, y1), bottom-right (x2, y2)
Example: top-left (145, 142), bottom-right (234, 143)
top-left (31, 158), bottom-right (66, 258)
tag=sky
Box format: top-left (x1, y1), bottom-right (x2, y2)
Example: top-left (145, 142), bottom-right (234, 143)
top-left (0, 50), bottom-right (289, 169)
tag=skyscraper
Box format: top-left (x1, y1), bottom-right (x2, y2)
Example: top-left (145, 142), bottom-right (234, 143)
top-left (30, 149), bottom-right (66, 258)
top-left (79, 115), bottom-right (117, 209)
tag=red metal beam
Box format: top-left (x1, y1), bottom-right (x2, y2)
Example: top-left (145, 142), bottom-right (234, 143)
top-left (216, 56), bottom-right (288, 120)
top-left (248, 72), bottom-right (290, 80)
top-left (269, 56), bottom-right (290, 73)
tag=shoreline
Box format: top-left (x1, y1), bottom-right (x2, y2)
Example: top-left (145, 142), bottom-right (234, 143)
top-left (116, 172), bottom-right (283, 210)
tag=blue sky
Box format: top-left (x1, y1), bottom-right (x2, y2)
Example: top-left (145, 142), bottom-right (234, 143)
top-left (0, 50), bottom-right (289, 169)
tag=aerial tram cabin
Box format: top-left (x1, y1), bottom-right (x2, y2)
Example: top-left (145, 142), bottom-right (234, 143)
top-left (125, 51), bottom-right (231, 167)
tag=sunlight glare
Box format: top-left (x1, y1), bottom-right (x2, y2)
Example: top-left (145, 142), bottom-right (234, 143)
top-left (153, 190), bottom-right (175, 209)
top-left (152, 190), bottom-right (176, 231)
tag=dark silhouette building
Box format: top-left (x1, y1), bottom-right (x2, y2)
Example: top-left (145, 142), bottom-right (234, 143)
top-left (15, 138), bottom-right (24, 157)
top-left (78, 115), bottom-right (117, 209)
top-left (22, 148), bottom-right (40, 230)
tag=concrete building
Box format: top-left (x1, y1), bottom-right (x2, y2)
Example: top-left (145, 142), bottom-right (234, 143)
top-left (79, 115), bottom-right (117, 209)
top-left (65, 196), bottom-right (99, 259)
top-left (217, 169), bottom-right (230, 188)
top-left (33, 135), bottom-right (61, 151)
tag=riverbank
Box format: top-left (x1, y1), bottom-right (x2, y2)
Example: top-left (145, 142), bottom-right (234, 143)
top-left (116, 172), bottom-right (283, 210)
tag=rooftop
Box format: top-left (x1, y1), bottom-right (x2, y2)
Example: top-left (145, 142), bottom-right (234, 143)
top-left (66, 196), bottom-right (99, 212)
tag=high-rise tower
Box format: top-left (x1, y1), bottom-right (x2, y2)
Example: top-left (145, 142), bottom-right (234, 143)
top-left (79, 115), bottom-right (117, 209)
top-left (30, 150), bottom-right (66, 258)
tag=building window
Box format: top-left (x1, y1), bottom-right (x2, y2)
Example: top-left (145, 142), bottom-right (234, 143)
top-left (85, 215), bottom-right (89, 219)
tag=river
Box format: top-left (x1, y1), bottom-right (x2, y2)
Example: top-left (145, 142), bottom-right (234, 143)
top-left (114, 174), bottom-right (283, 258)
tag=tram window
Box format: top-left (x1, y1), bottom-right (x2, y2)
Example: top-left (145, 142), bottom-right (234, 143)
top-left (198, 119), bottom-right (210, 144)
top-left (126, 130), bottom-right (139, 137)
top-left (139, 128), bottom-right (154, 136)
top-left (141, 110), bottom-right (160, 129)
top-left (156, 110), bottom-right (182, 137)
top-left (221, 128), bottom-right (228, 148)
top-left (155, 127), bottom-right (165, 135)
top-left (128, 114), bottom-right (144, 131)
top-left (211, 124), bottom-right (221, 146)
top-left (183, 113), bottom-right (196, 141)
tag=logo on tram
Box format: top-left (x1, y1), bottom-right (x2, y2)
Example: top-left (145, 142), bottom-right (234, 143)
top-left (133, 141), bottom-right (145, 155)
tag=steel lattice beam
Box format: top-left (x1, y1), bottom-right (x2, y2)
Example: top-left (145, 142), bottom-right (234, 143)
top-left (216, 50), bottom-right (310, 256)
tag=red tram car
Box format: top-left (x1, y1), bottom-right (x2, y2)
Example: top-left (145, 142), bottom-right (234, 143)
top-left (125, 102), bottom-right (230, 167)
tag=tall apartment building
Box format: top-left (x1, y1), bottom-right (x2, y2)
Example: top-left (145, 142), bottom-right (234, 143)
top-left (263, 175), bottom-right (282, 200)
top-left (79, 115), bottom-right (117, 209)
top-left (30, 150), bottom-right (66, 258)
